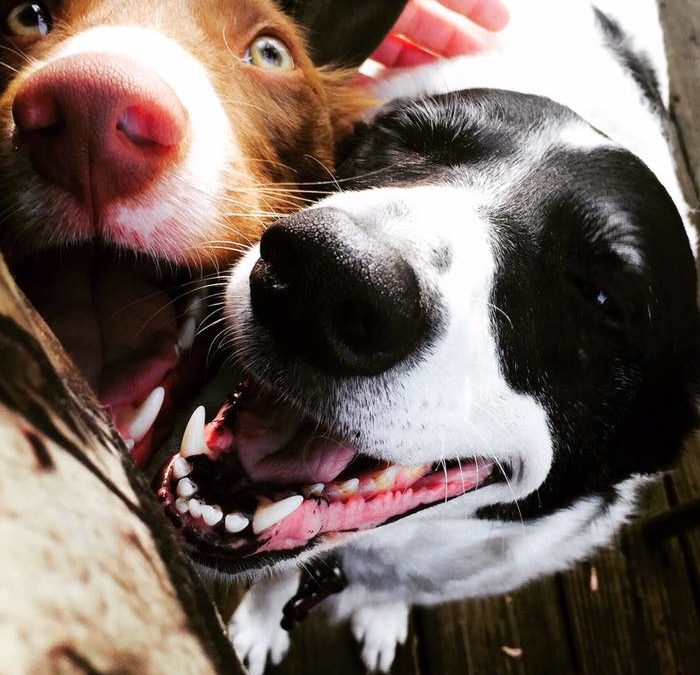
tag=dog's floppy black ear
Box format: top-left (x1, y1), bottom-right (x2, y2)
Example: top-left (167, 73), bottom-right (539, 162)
top-left (282, 0), bottom-right (409, 66)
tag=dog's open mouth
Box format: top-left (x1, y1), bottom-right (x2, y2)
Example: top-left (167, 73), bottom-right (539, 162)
top-left (12, 245), bottom-right (214, 466)
top-left (157, 379), bottom-right (498, 565)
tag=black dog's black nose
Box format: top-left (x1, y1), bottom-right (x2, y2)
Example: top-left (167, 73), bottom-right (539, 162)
top-left (250, 207), bottom-right (426, 375)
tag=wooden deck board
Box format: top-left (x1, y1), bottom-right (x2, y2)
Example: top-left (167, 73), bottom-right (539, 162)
top-left (416, 577), bottom-right (576, 675)
top-left (222, 3), bottom-right (700, 673)
top-left (559, 484), bottom-right (700, 675)
top-left (659, 0), bottom-right (700, 200)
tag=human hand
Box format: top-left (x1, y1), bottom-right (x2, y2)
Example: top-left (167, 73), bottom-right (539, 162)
top-left (364, 0), bottom-right (509, 77)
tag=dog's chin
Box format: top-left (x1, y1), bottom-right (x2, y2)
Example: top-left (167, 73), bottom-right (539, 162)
top-left (156, 375), bottom-right (504, 574)
top-left (9, 242), bottom-right (216, 466)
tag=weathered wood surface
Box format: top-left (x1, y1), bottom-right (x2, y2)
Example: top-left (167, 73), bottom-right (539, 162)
top-left (238, 3), bottom-right (700, 674)
top-left (0, 254), bottom-right (244, 674)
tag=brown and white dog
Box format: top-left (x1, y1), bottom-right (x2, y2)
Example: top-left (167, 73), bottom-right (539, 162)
top-left (0, 0), bottom-right (374, 465)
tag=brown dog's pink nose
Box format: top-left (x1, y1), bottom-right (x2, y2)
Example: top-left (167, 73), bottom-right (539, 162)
top-left (12, 53), bottom-right (187, 207)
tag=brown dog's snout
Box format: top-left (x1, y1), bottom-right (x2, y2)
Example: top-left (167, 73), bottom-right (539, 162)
top-left (12, 53), bottom-right (188, 208)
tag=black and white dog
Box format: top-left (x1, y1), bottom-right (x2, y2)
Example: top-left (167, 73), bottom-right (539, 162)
top-left (157, 0), bottom-right (700, 672)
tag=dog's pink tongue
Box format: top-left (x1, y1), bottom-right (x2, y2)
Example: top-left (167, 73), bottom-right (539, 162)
top-left (17, 251), bottom-right (177, 405)
top-left (233, 405), bottom-right (355, 484)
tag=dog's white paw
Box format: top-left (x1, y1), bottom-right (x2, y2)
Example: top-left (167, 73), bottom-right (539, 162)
top-left (350, 601), bottom-right (409, 673)
top-left (228, 571), bottom-right (299, 675)
top-left (229, 611), bottom-right (289, 675)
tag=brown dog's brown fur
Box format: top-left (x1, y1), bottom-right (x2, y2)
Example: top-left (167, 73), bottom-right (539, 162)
top-left (0, 0), bottom-right (372, 265)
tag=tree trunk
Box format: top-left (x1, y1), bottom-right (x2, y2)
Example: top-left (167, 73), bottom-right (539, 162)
top-left (0, 254), bottom-right (244, 674)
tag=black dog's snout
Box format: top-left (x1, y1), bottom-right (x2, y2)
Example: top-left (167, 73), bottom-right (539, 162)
top-left (250, 207), bottom-right (426, 375)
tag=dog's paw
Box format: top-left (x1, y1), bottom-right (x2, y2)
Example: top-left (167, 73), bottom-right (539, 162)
top-left (350, 601), bottom-right (409, 673)
top-left (229, 608), bottom-right (289, 675)
top-left (228, 572), bottom-right (299, 675)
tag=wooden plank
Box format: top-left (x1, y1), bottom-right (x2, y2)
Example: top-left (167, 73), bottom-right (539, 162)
top-left (503, 578), bottom-right (577, 675)
top-left (658, 0), bottom-right (700, 619)
top-left (659, 0), bottom-right (700, 198)
top-left (560, 483), bottom-right (700, 675)
top-left (415, 577), bottom-right (575, 675)
top-left (417, 596), bottom-right (521, 675)
top-left (664, 442), bottom-right (700, 611)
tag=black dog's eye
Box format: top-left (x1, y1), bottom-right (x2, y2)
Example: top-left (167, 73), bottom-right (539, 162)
top-left (3, 1), bottom-right (52, 38)
top-left (571, 275), bottom-right (623, 323)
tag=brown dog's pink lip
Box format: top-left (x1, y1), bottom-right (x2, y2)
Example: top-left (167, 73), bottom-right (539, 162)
top-left (157, 379), bottom-right (499, 559)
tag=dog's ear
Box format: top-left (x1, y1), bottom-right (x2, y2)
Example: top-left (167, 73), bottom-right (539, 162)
top-left (320, 69), bottom-right (379, 146)
top-left (285, 0), bottom-right (408, 66)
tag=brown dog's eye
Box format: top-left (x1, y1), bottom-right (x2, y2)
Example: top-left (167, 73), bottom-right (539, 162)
top-left (244, 36), bottom-right (294, 71)
top-left (3, 2), bottom-right (52, 38)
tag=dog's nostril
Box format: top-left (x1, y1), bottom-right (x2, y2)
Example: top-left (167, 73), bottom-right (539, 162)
top-left (252, 258), bottom-right (294, 294)
top-left (116, 105), bottom-right (184, 149)
top-left (13, 91), bottom-right (64, 134)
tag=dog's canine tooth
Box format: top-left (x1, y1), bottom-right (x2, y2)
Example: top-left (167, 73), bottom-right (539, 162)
top-left (176, 477), bottom-right (198, 498)
top-left (175, 498), bottom-right (190, 514)
top-left (175, 316), bottom-right (197, 356)
top-left (201, 504), bottom-right (223, 527)
top-left (188, 498), bottom-right (203, 519)
top-left (125, 386), bottom-right (165, 443)
top-left (224, 513), bottom-right (249, 533)
top-left (180, 405), bottom-right (209, 457)
top-left (303, 483), bottom-right (325, 498)
top-left (252, 495), bottom-right (304, 534)
top-left (172, 456), bottom-right (193, 480)
top-left (124, 438), bottom-right (135, 451)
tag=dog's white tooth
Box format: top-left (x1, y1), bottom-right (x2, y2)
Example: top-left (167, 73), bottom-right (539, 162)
top-left (124, 387), bottom-right (165, 443)
top-left (172, 456), bottom-right (193, 480)
top-left (175, 498), bottom-right (190, 514)
top-left (340, 478), bottom-right (360, 494)
top-left (373, 467), bottom-right (398, 491)
top-left (124, 438), bottom-right (135, 451)
top-left (202, 504), bottom-right (223, 527)
top-left (328, 478), bottom-right (360, 499)
top-left (252, 495), bottom-right (304, 534)
top-left (303, 483), bottom-right (325, 498)
top-left (188, 498), bottom-right (203, 519)
top-left (180, 406), bottom-right (209, 457)
top-left (175, 316), bottom-right (197, 356)
top-left (176, 478), bottom-right (198, 498)
top-left (224, 513), bottom-right (250, 533)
